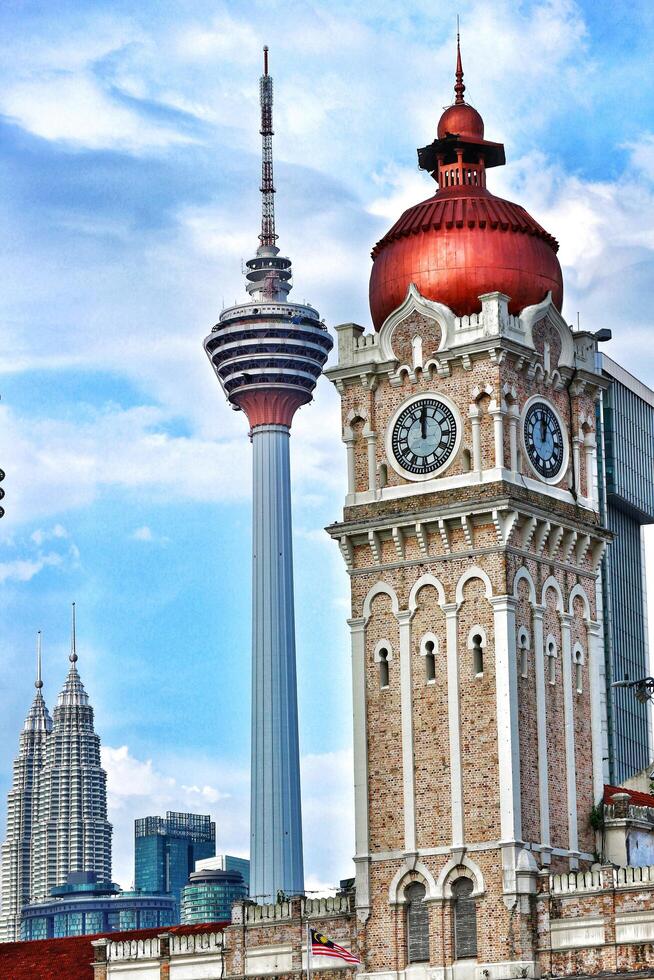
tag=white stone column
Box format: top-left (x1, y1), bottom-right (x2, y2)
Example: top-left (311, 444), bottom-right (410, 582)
top-left (397, 609), bottom-right (416, 855)
top-left (532, 605), bottom-right (551, 855)
top-left (344, 435), bottom-right (356, 497)
top-left (572, 435), bottom-right (582, 495)
top-left (364, 429), bottom-right (377, 495)
top-left (491, 596), bottom-right (522, 844)
top-left (584, 434), bottom-right (597, 508)
top-left (508, 404), bottom-right (520, 475)
top-left (560, 612), bottom-right (579, 866)
top-left (469, 406), bottom-right (482, 475)
top-left (490, 403), bottom-right (505, 470)
top-left (444, 602), bottom-right (464, 847)
top-left (348, 616), bottom-right (370, 919)
top-left (587, 621), bottom-right (605, 805)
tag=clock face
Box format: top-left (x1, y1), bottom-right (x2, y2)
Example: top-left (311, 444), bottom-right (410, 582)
top-left (523, 401), bottom-right (565, 479)
top-left (391, 397), bottom-right (458, 476)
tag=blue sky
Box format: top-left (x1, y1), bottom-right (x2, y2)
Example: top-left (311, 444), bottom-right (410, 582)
top-left (1, 0), bottom-right (654, 891)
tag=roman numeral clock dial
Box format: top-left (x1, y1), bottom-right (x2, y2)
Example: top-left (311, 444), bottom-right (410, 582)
top-left (389, 397), bottom-right (459, 479)
top-left (523, 400), bottom-right (566, 480)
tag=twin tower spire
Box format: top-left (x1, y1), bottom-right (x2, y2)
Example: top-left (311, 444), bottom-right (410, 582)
top-left (25, 603), bottom-right (83, 731)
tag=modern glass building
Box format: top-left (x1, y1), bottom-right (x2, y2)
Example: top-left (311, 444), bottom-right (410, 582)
top-left (134, 811), bottom-right (216, 919)
top-left (20, 871), bottom-right (175, 940)
top-left (180, 867), bottom-right (247, 925)
top-left (200, 854), bottom-right (250, 890)
top-left (597, 354), bottom-right (654, 783)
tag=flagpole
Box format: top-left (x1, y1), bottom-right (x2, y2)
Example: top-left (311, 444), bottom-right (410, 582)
top-left (306, 922), bottom-right (312, 980)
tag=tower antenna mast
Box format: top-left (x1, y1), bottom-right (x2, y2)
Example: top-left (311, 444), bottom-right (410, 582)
top-left (259, 45), bottom-right (277, 247)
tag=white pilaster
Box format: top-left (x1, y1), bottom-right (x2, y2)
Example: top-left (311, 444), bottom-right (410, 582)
top-left (469, 406), bottom-right (482, 475)
top-left (365, 430), bottom-right (378, 495)
top-left (572, 436), bottom-right (582, 495)
top-left (491, 596), bottom-right (522, 844)
top-left (508, 405), bottom-right (520, 474)
top-left (560, 612), bottom-right (578, 866)
top-left (348, 616), bottom-right (370, 919)
top-left (532, 605), bottom-right (551, 854)
top-left (397, 609), bottom-right (416, 854)
top-left (490, 404), bottom-right (505, 470)
top-left (587, 621), bottom-right (605, 805)
top-left (444, 603), bottom-right (464, 847)
top-left (344, 436), bottom-right (356, 496)
top-left (584, 435), bottom-right (597, 508)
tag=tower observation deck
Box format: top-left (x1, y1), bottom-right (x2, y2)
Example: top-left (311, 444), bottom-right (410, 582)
top-left (204, 48), bottom-right (332, 902)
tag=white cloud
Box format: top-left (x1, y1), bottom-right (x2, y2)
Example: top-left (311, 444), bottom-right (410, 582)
top-left (102, 744), bottom-right (354, 892)
top-left (0, 552), bottom-right (63, 585)
top-left (1, 73), bottom-right (195, 152)
top-left (30, 524), bottom-right (68, 546)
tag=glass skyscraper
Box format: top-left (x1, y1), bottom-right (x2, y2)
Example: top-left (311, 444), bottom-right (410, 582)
top-left (597, 354), bottom-right (654, 783)
top-left (180, 866), bottom-right (247, 925)
top-left (134, 811), bottom-right (216, 919)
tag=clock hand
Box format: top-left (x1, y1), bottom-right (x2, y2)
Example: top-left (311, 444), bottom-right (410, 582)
top-left (540, 417), bottom-right (547, 443)
top-left (420, 405), bottom-right (427, 440)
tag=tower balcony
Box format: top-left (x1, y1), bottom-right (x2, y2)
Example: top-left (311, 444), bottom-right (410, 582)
top-left (204, 301), bottom-right (333, 428)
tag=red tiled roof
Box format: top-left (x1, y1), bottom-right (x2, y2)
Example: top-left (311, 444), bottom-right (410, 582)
top-left (605, 783), bottom-right (654, 808)
top-left (0, 921), bottom-right (229, 979)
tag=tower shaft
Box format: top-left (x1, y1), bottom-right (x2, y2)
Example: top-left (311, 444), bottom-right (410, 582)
top-left (250, 425), bottom-right (304, 898)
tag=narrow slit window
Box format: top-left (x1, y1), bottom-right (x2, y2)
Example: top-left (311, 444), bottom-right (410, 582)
top-left (574, 649), bottom-right (584, 694)
top-left (379, 648), bottom-right (390, 689)
top-left (472, 634), bottom-right (484, 676)
top-left (424, 640), bottom-right (436, 683)
top-left (547, 641), bottom-right (556, 685)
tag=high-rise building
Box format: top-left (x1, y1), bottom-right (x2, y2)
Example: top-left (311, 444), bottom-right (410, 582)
top-left (180, 866), bottom-right (247, 925)
top-left (20, 871), bottom-right (175, 940)
top-left (203, 47), bottom-right (332, 901)
top-left (1, 610), bottom-right (113, 942)
top-left (29, 606), bottom-right (112, 902)
top-left (134, 811), bottom-right (215, 916)
top-left (597, 354), bottom-right (654, 782)
top-left (0, 636), bottom-right (52, 943)
top-left (196, 854), bottom-right (250, 890)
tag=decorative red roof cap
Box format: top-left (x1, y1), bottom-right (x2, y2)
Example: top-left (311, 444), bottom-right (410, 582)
top-left (438, 102), bottom-right (484, 140)
top-left (368, 36), bottom-right (563, 328)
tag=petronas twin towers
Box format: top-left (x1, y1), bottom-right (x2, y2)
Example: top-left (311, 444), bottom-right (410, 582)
top-left (0, 609), bottom-right (112, 943)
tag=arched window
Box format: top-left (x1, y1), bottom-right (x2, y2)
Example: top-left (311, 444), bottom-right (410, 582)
top-left (405, 882), bottom-right (429, 963)
top-left (472, 634), bottom-right (484, 677)
top-left (518, 629), bottom-right (530, 679)
top-left (424, 640), bottom-right (436, 683)
top-left (573, 646), bottom-right (585, 694)
top-left (452, 877), bottom-right (477, 959)
top-left (547, 639), bottom-right (557, 685)
top-left (378, 647), bottom-right (390, 689)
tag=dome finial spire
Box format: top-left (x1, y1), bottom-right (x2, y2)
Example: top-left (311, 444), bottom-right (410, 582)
top-left (69, 602), bottom-right (78, 664)
top-left (35, 631), bottom-right (43, 689)
top-left (454, 18), bottom-right (465, 104)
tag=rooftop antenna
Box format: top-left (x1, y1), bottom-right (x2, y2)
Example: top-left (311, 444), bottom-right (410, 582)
top-left (36, 631), bottom-right (43, 690)
top-left (577, 311), bottom-right (580, 332)
top-left (70, 602), bottom-right (78, 664)
top-left (259, 45), bottom-right (277, 248)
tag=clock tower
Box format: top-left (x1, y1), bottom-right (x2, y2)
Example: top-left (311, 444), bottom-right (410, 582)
top-left (327, 40), bottom-right (610, 980)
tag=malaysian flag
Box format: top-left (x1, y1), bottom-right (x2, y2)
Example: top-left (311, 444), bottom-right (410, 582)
top-left (309, 927), bottom-right (361, 966)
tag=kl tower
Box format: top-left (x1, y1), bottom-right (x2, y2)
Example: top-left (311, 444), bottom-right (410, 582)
top-left (204, 47), bottom-right (332, 901)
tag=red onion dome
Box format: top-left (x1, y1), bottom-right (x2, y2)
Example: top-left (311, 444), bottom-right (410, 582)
top-left (369, 39), bottom-right (563, 329)
top-left (369, 185), bottom-right (563, 327)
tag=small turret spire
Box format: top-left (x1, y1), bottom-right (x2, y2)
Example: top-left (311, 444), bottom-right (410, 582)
top-left (454, 21), bottom-right (465, 104)
top-left (70, 602), bottom-right (78, 664)
top-left (35, 631), bottom-right (43, 689)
